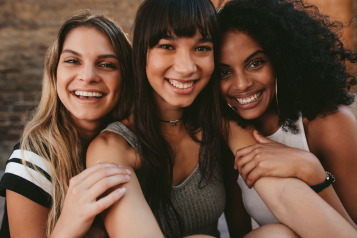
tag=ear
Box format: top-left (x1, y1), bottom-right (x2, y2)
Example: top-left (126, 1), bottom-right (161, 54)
top-left (253, 130), bottom-right (272, 144)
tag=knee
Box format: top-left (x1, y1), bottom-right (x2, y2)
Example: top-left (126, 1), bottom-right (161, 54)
top-left (244, 223), bottom-right (299, 238)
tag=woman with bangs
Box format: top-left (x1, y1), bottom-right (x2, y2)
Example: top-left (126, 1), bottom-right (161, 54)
top-left (87, 0), bottom-right (228, 237)
top-left (87, 0), bottom-right (356, 238)
top-left (0, 11), bottom-right (134, 238)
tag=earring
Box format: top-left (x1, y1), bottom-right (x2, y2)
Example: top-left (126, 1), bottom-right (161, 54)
top-left (227, 103), bottom-right (237, 113)
top-left (275, 78), bottom-right (280, 114)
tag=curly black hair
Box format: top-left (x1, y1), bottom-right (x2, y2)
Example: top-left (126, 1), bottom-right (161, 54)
top-left (218, 0), bottom-right (357, 132)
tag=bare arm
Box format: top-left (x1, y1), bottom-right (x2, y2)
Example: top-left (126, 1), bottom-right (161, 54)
top-left (254, 177), bottom-right (357, 238)
top-left (227, 119), bottom-right (357, 236)
top-left (7, 190), bottom-right (49, 238)
top-left (221, 145), bottom-right (252, 237)
top-left (306, 105), bottom-right (357, 224)
top-left (86, 131), bottom-right (164, 238)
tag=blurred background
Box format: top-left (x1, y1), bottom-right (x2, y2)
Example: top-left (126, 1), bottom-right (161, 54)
top-left (0, 0), bottom-right (356, 236)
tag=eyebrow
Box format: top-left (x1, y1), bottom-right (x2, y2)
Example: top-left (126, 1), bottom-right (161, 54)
top-left (197, 37), bottom-right (213, 44)
top-left (61, 49), bottom-right (119, 60)
top-left (218, 63), bottom-right (230, 67)
top-left (244, 50), bottom-right (265, 63)
top-left (160, 36), bottom-right (213, 44)
top-left (161, 35), bottom-right (177, 41)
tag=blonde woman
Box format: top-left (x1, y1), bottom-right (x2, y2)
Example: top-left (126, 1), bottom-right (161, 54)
top-left (0, 11), bottom-right (133, 238)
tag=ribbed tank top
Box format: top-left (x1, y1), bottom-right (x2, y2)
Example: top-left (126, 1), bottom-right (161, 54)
top-left (237, 116), bottom-right (310, 226)
top-left (102, 122), bottom-right (225, 237)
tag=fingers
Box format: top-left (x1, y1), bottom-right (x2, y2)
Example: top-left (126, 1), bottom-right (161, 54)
top-left (90, 187), bottom-right (126, 215)
top-left (253, 130), bottom-right (273, 144)
top-left (86, 174), bottom-right (130, 201)
top-left (235, 150), bottom-right (256, 172)
top-left (235, 145), bottom-right (256, 169)
top-left (76, 166), bottom-right (130, 191)
top-left (69, 163), bottom-right (124, 187)
top-left (240, 158), bottom-right (259, 183)
top-left (245, 165), bottom-right (264, 188)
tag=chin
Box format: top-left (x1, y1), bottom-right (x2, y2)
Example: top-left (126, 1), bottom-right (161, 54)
top-left (237, 110), bottom-right (262, 121)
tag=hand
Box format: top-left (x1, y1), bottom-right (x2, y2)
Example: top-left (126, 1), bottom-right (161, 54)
top-left (51, 162), bottom-right (131, 238)
top-left (235, 130), bottom-right (326, 188)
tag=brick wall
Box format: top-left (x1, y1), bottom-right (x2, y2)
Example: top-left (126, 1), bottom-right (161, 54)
top-left (0, 0), bottom-right (356, 169)
top-left (0, 0), bottom-right (144, 169)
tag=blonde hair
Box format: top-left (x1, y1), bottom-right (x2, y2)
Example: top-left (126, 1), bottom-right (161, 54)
top-left (20, 10), bottom-right (133, 236)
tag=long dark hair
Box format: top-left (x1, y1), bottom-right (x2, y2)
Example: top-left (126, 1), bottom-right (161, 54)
top-left (219, 0), bottom-right (357, 132)
top-left (132, 0), bottom-right (221, 236)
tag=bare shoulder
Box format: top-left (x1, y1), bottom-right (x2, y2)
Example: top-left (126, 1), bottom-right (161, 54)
top-left (304, 105), bottom-right (357, 156)
top-left (86, 130), bottom-right (140, 170)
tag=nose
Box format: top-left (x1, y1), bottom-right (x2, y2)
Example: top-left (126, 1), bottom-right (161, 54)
top-left (173, 49), bottom-right (197, 77)
top-left (78, 64), bottom-right (100, 83)
top-left (233, 72), bottom-right (253, 91)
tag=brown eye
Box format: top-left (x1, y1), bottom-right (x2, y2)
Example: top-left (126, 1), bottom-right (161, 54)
top-left (99, 63), bottom-right (116, 69)
top-left (249, 59), bottom-right (265, 69)
top-left (159, 44), bottom-right (174, 50)
top-left (251, 61), bottom-right (261, 67)
top-left (196, 46), bottom-right (211, 52)
top-left (220, 69), bottom-right (231, 79)
top-left (64, 59), bottom-right (79, 64)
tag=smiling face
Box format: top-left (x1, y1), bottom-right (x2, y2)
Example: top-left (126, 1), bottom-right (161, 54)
top-left (219, 31), bottom-right (275, 120)
top-left (146, 31), bottom-right (214, 108)
top-left (56, 27), bottom-right (122, 129)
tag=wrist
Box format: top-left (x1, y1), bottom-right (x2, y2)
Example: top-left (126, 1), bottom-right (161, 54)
top-left (299, 159), bottom-right (326, 186)
top-left (51, 219), bottom-right (80, 238)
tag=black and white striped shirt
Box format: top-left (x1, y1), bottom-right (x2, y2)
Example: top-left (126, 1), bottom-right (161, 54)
top-left (0, 143), bottom-right (52, 237)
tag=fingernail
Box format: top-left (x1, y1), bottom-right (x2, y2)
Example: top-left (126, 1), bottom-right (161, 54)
top-left (117, 187), bottom-right (126, 195)
top-left (125, 169), bottom-right (131, 175)
top-left (118, 165), bottom-right (122, 167)
top-left (97, 160), bottom-right (102, 163)
top-left (125, 175), bottom-right (130, 180)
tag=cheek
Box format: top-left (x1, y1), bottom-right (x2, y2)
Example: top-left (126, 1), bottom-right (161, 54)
top-left (108, 73), bottom-right (123, 103)
top-left (202, 56), bottom-right (214, 77)
top-left (56, 69), bottom-right (68, 101)
top-left (219, 80), bottom-right (231, 100)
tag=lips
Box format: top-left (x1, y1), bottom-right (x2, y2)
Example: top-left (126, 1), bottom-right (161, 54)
top-left (165, 78), bottom-right (198, 95)
top-left (229, 90), bottom-right (264, 109)
top-left (70, 90), bottom-right (106, 101)
top-left (235, 91), bottom-right (262, 105)
top-left (167, 79), bottom-right (195, 89)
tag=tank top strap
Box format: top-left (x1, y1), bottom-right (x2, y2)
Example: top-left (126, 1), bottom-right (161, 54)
top-left (101, 122), bottom-right (141, 152)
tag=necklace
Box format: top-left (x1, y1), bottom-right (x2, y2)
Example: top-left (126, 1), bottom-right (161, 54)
top-left (159, 117), bottom-right (183, 126)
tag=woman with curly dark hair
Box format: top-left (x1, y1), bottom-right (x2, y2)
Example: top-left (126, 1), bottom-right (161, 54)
top-left (218, 0), bottom-right (357, 235)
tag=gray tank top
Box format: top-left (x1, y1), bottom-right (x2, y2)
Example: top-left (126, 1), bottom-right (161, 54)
top-left (102, 122), bottom-right (225, 237)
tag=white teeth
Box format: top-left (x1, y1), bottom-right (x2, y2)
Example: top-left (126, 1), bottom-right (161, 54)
top-left (74, 91), bottom-right (103, 98)
top-left (168, 79), bottom-right (195, 89)
top-left (236, 92), bottom-right (262, 105)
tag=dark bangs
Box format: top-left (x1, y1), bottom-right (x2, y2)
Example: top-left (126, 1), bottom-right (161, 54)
top-left (135, 0), bottom-right (219, 50)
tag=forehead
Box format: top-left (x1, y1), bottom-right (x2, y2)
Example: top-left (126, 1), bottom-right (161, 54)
top-left (62, 27), bottom-right (116, 54)
top-left (220, 31), bottom-right (262, 60)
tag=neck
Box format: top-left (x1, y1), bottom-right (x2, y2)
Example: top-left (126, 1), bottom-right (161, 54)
top-left (252, 102), bottom-right (280, 136)
top-left (153, 93), bottom-right (185, 134)
top-left (70, 115), bottom-right (104, 142)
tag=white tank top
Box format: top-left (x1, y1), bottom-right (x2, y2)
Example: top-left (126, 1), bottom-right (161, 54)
top-left (237, 116), bottom-right (310, 226)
